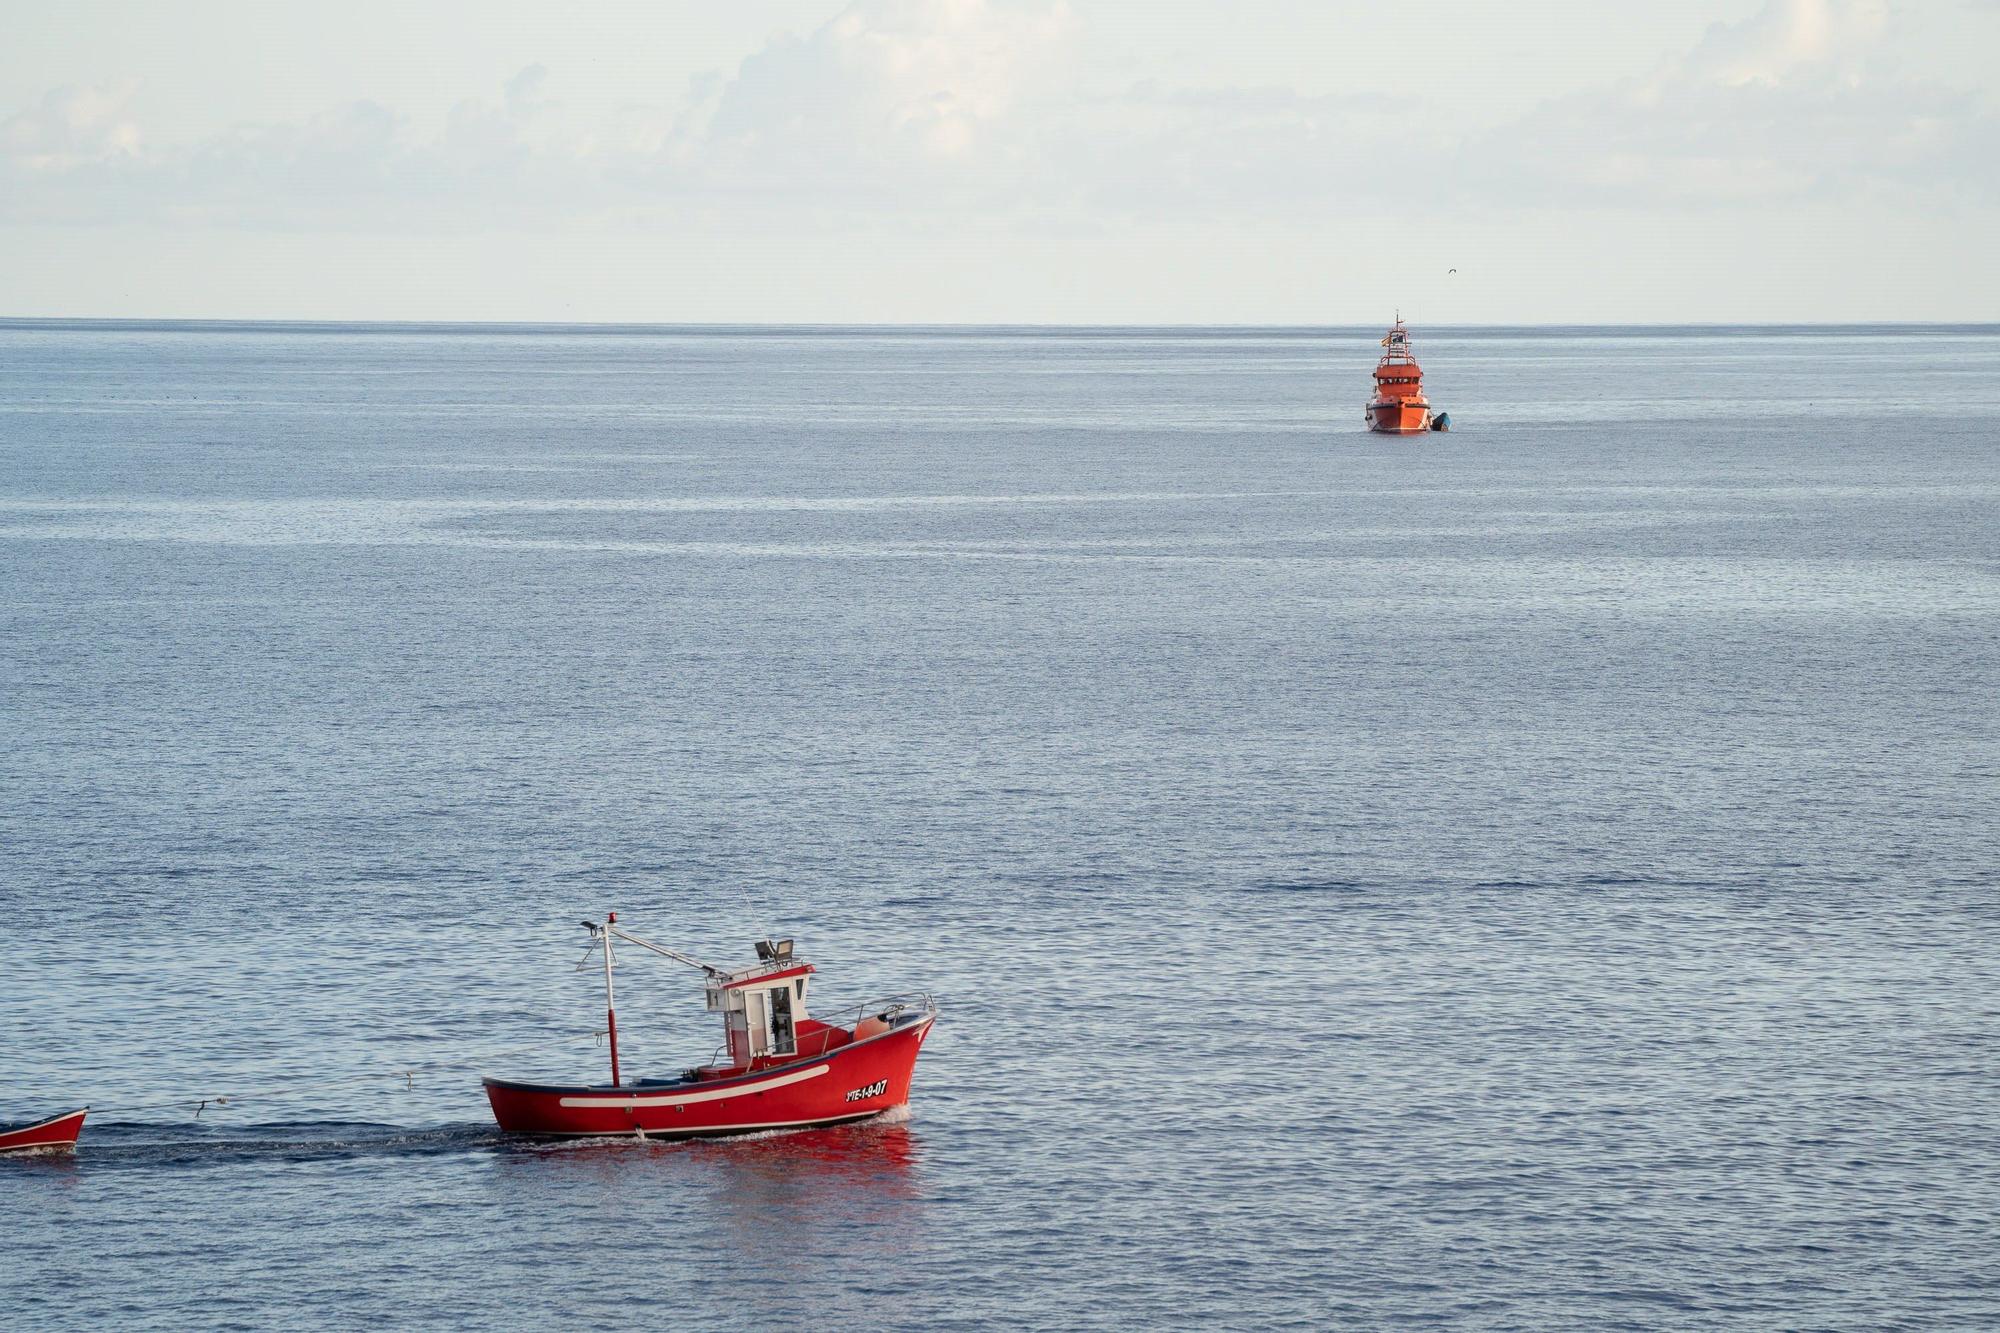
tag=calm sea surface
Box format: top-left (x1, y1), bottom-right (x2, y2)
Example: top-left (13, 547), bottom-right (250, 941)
top-left (2, 322), bottom-right (1998, 1329)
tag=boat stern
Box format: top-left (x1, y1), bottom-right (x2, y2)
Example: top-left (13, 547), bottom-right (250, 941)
top-left (0, 1106), bottom-right (88, 1155)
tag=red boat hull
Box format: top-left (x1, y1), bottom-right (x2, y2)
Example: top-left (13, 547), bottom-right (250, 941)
top-left (484, 1015), bottom-right (934, 1138)
top-left (0, 1107), bottom-right (87, 1154)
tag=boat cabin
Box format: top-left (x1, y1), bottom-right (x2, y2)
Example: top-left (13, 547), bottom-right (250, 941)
top-left (684, 938), bottom-right (877, 1077)
top-left (706, 938), bottom-right (816, 1065)
top-left (1372, 320), bottom-right (1424, 396)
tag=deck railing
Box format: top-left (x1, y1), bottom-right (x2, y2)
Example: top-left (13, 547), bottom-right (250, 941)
top-left (703, 992), bottom-right (937, 1067)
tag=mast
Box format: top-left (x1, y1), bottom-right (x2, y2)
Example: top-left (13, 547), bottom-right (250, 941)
top-left (602, 911), bottom-right (620, 1086)
top-left (580, 914), bottom-right (726, 1087)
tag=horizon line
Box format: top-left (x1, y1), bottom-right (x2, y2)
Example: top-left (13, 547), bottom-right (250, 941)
top-left (4, 315), bottom-right (1998, 337)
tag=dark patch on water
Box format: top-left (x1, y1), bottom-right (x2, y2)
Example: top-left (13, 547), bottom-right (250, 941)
top-left (1248, 878), bottom-right (1372, 893)
top-left (67, 1121), bottom-right (501, 1170)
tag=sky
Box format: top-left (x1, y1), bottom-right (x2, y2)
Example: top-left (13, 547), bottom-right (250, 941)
top-left (1, 0), bottom-right (1996, 323)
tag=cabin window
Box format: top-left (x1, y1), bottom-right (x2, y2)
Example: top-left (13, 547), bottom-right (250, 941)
top-left (768, 985), bottom-right (796, 1055)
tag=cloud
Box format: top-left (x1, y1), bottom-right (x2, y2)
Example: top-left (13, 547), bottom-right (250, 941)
top-left (0, 0), bottom-right (1991, 232)
top-left (0, 67), bottom-right (610, 230)
top-left (1676, 0), bottom-right (1887, 88)
top-left (504, 63), bottom-right (550, 117)
top-left (1473, 0), bottom-right (1995, 206)
top-left (0, 1), bottom-right (1087, 228)
top-left (672, 0), bottom-right (1429, 223)
top-left (1, 80), bottom-right (143, 169)
top-left (703, 0), bottom-right (1075, 162)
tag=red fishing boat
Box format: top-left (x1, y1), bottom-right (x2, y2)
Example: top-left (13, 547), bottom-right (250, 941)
top-left (1365, 317), bottom-right (1436, 435)
top-left (0, 1107), bottom-right (87, 1154)
top-left (484, 915), bottom-right (936, 1139)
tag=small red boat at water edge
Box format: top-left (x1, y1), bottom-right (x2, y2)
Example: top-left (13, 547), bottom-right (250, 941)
top-left (1365, 318), bottom-right (1446, 435)
top-left (0, 1107), bottom-right (87, 1154)
top-left (484, 915), bottom-right (936, 1139)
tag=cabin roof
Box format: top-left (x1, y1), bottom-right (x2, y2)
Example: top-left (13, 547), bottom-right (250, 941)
top-left (719, 961), bottom-right (816, 990)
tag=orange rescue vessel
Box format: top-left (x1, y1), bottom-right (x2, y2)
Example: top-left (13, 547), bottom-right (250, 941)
top-left (1365, 318), bottom-right (1433, 435)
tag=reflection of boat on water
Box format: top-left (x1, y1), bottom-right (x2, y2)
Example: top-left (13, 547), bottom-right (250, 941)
top-left (507, 1117), bottom-right (929, 1260)
top-left (703, 1119), bottom-right (925, 1236)
top-left (505, 1112), bottom-right (922, 1181)
top-left (484, 915), bottom-right (936, 1139)
top-left (710, 1116), bottom-right (919, 1178)
top-left (1365, 318), bottom-right (1448, 435)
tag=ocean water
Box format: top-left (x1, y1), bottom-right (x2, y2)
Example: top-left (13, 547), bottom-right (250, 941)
top-left (2, 321), bottom-right (1998, 1330)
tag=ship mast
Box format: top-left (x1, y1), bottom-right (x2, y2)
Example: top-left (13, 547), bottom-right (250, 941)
top-left (1378, 316), bottom-right (1416, 366)
top-left (579, 913), bottom-right (727, 1087)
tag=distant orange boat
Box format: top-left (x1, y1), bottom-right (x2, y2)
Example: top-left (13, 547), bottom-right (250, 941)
top-left (1364, 318), bottom-right (1445, 435)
